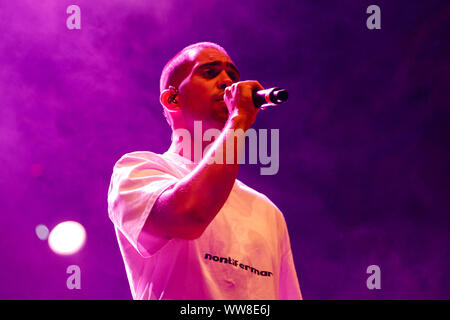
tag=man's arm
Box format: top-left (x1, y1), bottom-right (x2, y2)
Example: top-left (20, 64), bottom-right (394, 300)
top-left (143, 81), bottom-right (263, 240)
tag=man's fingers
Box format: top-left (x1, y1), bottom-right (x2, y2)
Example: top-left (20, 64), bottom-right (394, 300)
top-left (248, 80), bottom-right (264, 92)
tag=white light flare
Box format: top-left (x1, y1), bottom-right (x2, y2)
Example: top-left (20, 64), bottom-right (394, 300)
top-left (48, 221), bottom-right (86, 255)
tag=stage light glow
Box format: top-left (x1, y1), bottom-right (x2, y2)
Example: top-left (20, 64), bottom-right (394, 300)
top-left (48, 221), bottom-right (86, 255)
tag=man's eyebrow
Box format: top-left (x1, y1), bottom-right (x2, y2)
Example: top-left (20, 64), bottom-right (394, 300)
top-left (196, 61), bottom-right (240, 76)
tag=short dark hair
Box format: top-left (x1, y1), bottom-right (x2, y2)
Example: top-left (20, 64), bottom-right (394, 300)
top-left (160, 42), bottom-right (228, 92)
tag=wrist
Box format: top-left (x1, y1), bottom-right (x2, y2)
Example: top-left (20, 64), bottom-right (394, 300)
top-left (227, 113), bottom-right (253, 131)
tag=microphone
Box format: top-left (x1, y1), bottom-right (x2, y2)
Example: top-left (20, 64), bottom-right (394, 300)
top-left (252, 87), bottom-right (289, 109)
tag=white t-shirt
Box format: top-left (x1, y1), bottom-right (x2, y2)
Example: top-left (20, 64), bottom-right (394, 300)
top-left (107, 150), bottom-right (302, 300)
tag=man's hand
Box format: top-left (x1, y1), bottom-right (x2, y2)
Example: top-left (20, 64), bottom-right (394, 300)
top-left (224, 80), bottom-right (264, 129)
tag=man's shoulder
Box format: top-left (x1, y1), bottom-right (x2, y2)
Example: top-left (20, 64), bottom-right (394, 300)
top-left (112, 150), bottom-right (170, 170)
top-left (235, 180), bottom-right (283, 214)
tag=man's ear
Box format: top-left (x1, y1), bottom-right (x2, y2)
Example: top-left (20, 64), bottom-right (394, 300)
top-left (160, 88), bottom-right (180, 111)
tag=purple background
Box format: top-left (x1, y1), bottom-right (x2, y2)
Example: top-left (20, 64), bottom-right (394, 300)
top-left (1, 0), bottom-right (449, 299)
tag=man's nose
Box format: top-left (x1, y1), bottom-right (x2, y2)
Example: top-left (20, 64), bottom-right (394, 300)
top-left (218, 72), bottom-right (233, 89)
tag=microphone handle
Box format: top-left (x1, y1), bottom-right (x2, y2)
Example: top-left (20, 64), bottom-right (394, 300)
top-left (252, 87), bottom-right (289, 109)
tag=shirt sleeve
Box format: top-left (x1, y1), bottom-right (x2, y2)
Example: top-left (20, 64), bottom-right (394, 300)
top-left (107, 152), bottom-right (179, 258)
top-left (278, 218), bottom-right (303, 300)
top-left (279, 249), bottom-right (303, 300)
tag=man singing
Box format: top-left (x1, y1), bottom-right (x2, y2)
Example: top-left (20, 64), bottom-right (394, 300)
top-left (107, 42), bottom-right (302, 299)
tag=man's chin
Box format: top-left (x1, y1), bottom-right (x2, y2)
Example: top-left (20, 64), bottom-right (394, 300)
top-left (210, 103), bottom-right (228, 120)
top-left (214, 109), bottom-right (229, 123)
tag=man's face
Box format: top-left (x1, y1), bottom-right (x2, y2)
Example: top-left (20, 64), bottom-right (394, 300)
top-left (177, 47), bottom-right (240, 127)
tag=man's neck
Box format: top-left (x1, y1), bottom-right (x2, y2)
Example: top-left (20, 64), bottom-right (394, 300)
top-left (168, 120), bottom-right (226, 163)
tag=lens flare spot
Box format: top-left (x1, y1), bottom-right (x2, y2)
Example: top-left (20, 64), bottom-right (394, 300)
top-left (48, 221), bottom-right (86, 255)
top-left (35, 224), bottom-right (49, 240)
